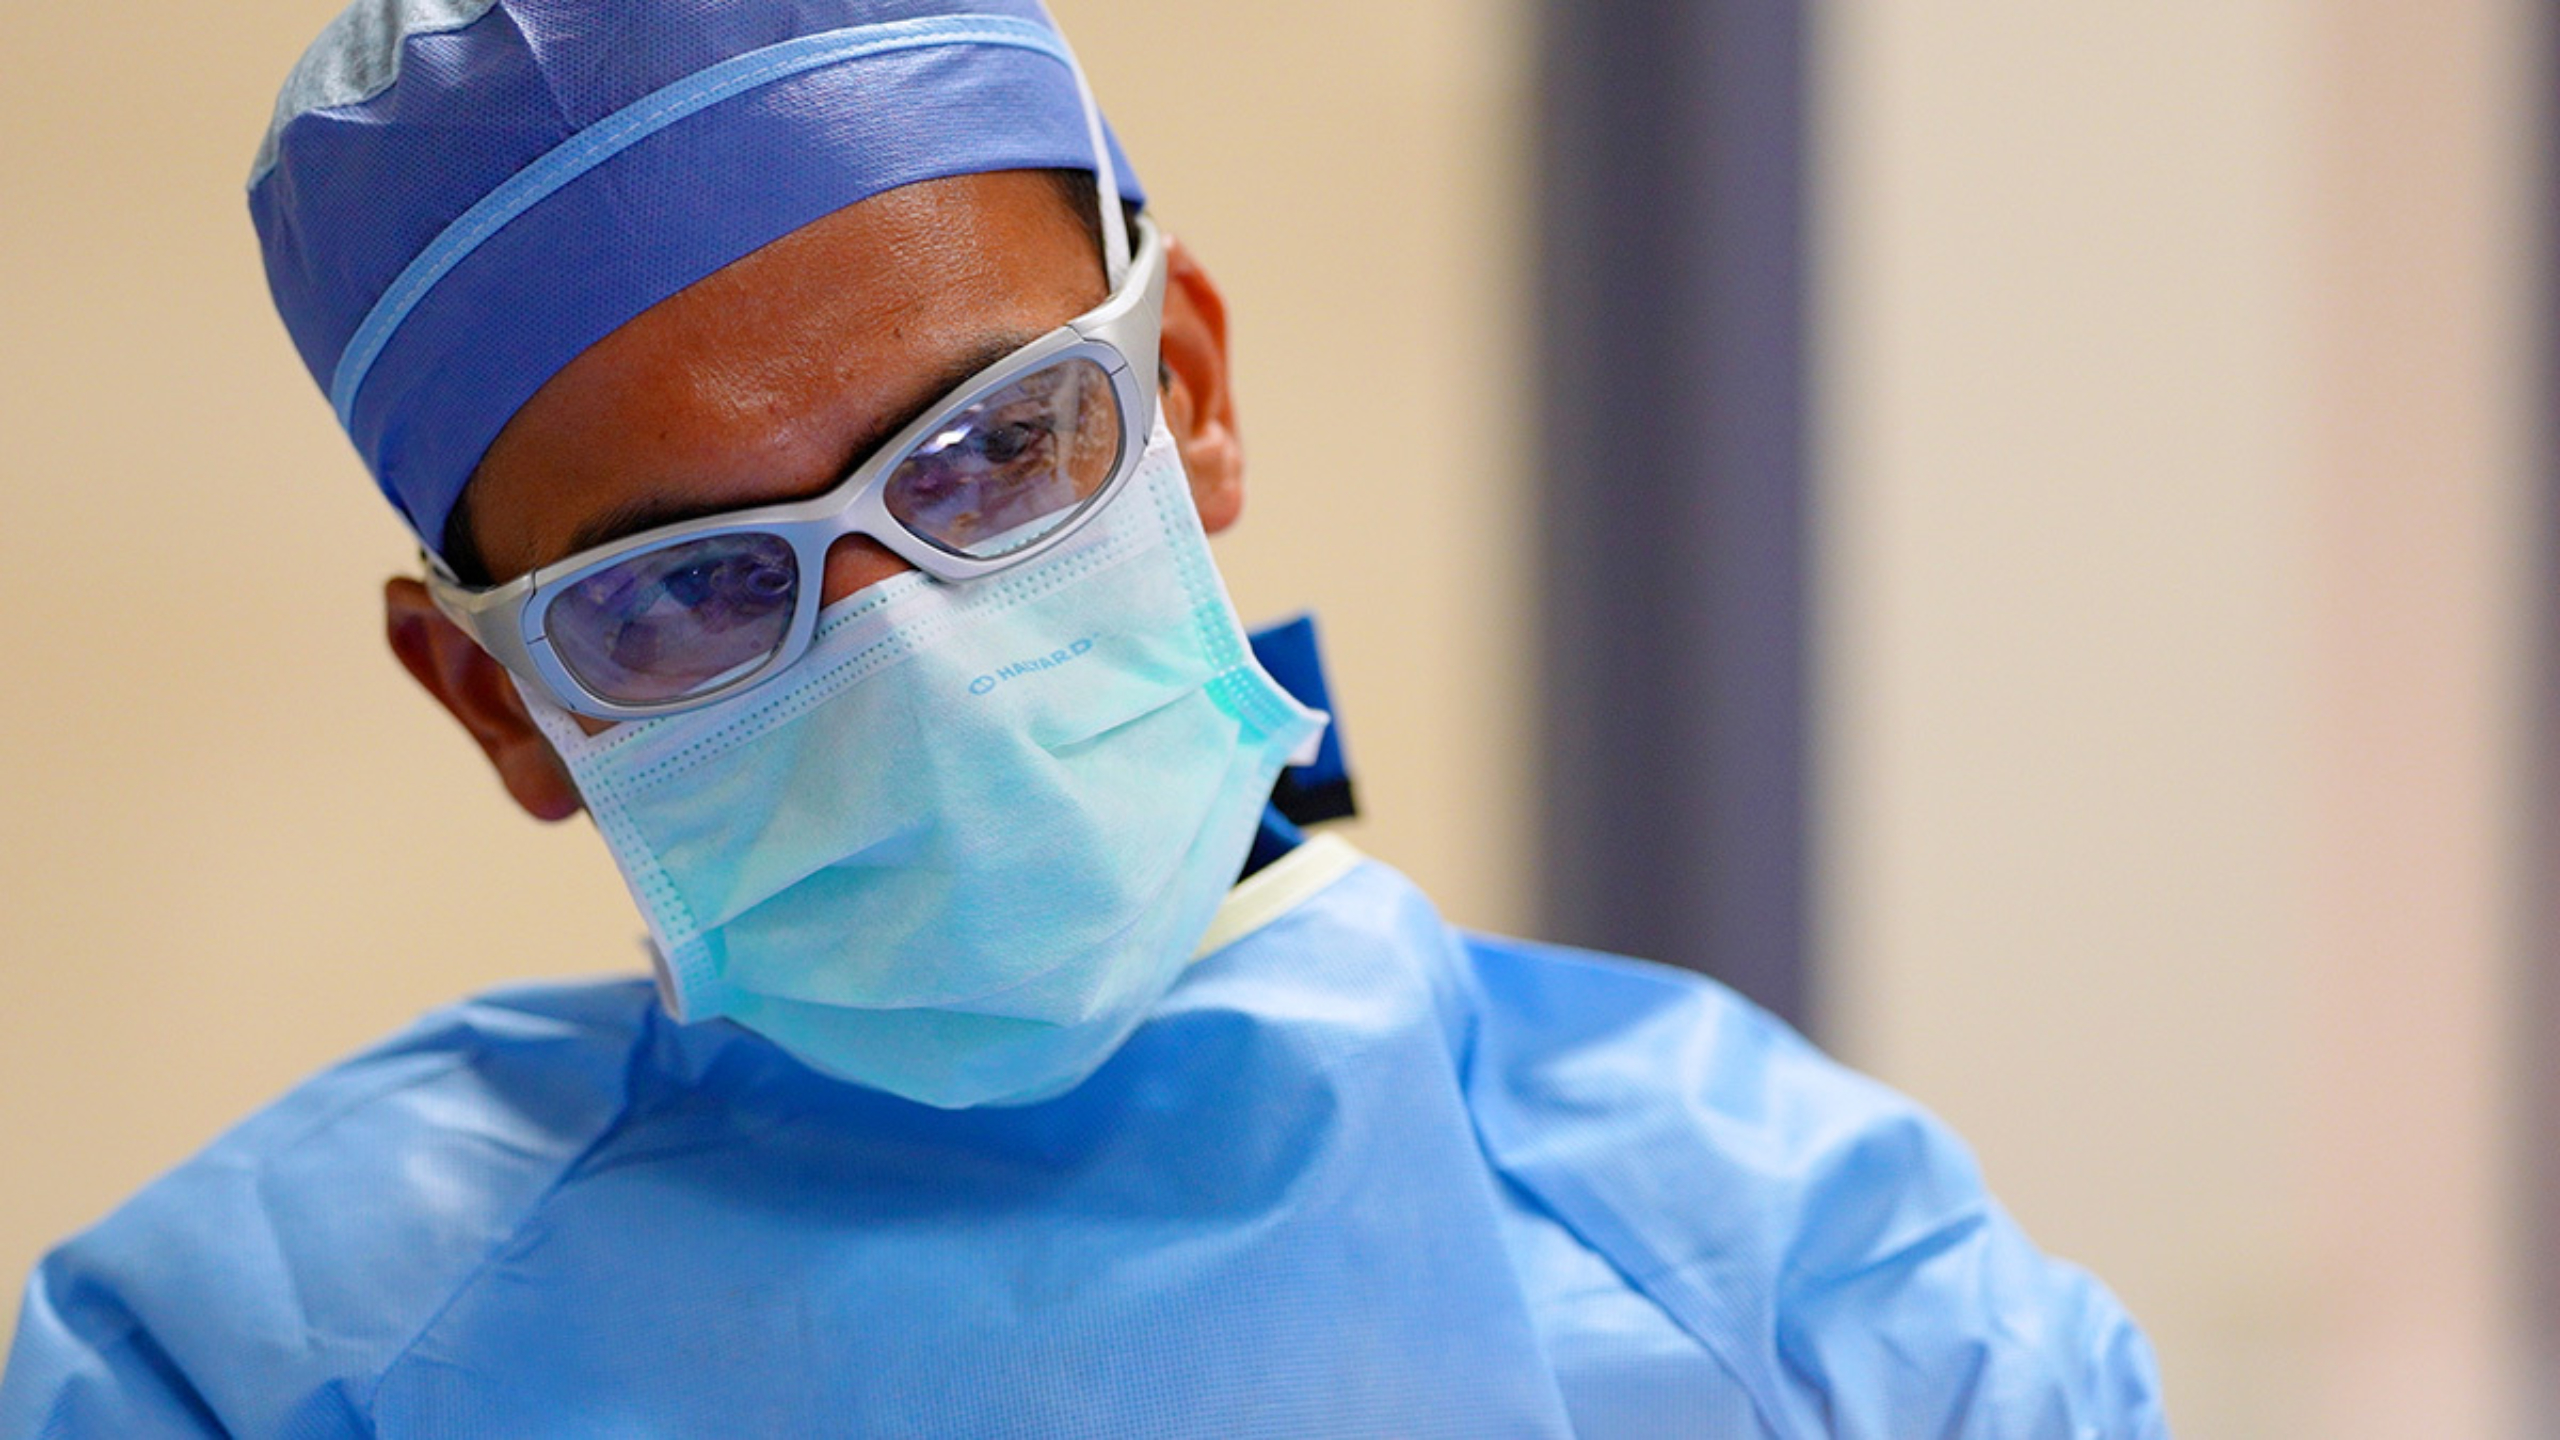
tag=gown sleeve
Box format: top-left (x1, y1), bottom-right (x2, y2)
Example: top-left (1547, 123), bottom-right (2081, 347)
top-left (1, 1260), bottom-right (229, 1440)
top-left (1460, 930), bottom-right (2172, 1438)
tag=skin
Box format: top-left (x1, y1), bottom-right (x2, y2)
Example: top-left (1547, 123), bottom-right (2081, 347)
top-left (383, 171), bottom-right (1245, 822)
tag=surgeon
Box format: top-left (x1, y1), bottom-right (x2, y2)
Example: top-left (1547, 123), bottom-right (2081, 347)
top-left (0, 2), bottom-right (2168, 1436)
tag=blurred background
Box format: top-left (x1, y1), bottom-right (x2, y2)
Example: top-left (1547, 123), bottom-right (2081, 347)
top-left (0, 2), bottom-right (2548, 1434)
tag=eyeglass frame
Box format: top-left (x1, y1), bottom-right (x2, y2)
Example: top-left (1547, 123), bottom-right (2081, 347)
top-left (425, 212), bottom-right (1170, 723)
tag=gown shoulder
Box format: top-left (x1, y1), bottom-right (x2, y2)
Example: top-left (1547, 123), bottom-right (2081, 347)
top-left (1453, 929), bottom-right (2170, 1438)
top-left (0, 979), bottom-right (659, 1439)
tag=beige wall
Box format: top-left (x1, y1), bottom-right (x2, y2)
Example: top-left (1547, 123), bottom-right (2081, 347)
top-left (9, 3), bottom-right (2549, 1428)
top-left (0, 1), bottom-right (1535, 1356)
top-left (1815, 2), bottom-right (2542, 1434)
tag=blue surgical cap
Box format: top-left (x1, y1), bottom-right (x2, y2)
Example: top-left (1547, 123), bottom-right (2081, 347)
top-left (250, 0), bottom-right (1143, 554)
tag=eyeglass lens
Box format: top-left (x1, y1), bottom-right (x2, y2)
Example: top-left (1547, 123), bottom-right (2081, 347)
top-left (547, 532), bottom-right (800, 706)
top-left (884, 356), bottom-right (1123, 559)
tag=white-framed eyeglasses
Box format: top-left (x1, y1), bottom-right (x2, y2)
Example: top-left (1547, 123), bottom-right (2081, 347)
top-left (426, 213), bottom-right (1167, 721)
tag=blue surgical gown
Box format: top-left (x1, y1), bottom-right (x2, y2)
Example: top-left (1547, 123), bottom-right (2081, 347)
top-left (1, 840), bottom-right (2167, 1437)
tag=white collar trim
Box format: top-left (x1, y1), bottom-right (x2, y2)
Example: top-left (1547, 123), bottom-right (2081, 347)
top-left (1192, 834), bottom-right (1366, 961)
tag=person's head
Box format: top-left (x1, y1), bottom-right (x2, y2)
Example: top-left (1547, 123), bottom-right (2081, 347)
top-left (384, 169), bottom-right (1245, 823)
top-left (254, 3), bottom-right (1244, 819)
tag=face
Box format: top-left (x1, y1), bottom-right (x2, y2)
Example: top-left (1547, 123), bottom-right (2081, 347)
top-left (385, 170), bottom-right (1245, 818)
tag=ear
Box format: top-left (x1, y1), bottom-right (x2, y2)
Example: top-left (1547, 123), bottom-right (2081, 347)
top-left (385, 577), bottom-right (585, 822)
top-left (1156, 236), bottom-right (1244, 533)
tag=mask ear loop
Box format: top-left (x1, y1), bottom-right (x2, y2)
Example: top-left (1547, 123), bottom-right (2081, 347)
top-left (1040, 7), bottom-right (1131, 286)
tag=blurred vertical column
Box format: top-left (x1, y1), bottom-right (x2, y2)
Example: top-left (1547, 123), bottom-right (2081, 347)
top-left (2310, 5), bottom-right (2541, 1433)
top-left (2539, 0), bottom-right (2560, 1413)
top-left (1535, 1), bottom-right (1812, 1026)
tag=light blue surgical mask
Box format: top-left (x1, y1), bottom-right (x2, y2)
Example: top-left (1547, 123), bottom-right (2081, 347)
top-left (523, 426), bottom-right (1324, 1108)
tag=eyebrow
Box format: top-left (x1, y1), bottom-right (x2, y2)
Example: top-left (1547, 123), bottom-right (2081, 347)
top-left (555, 332), bottom-right (1044, 560)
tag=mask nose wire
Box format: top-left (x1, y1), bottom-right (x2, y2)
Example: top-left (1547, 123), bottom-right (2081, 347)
top-left (1039, 5), bottom-right (1131, 285)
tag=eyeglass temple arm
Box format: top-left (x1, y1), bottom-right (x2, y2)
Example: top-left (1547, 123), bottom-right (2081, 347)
top-left (421, 550), bottom-right (552, 688)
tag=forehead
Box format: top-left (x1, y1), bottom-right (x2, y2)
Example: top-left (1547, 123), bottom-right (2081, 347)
top-left (461, 170), bottom-right (1104, 582)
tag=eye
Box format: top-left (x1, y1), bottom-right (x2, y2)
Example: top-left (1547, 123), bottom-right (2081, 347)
top-left (974, 420), bottom-right (1047, 466)
top-left (661, 562), bottom-right (719, 607)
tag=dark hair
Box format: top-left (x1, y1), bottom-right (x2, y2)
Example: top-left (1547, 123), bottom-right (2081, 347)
top-left (437, 168), bottom-right (1145, 585)
top-left (1041, 167), bottom-right (1148, 275)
